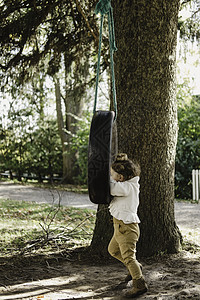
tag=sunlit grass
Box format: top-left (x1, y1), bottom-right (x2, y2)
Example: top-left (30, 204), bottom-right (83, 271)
top-left (0, 198), bottom-right (96, 257)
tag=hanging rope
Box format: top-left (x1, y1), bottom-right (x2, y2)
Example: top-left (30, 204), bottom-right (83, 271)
top-left (93, 0), bottom-right (117, 119)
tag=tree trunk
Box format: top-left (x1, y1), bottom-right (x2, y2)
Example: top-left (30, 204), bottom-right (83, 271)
top-left (90, 204), bottom-right (114, 258)
top-left (55, 51), bottom-right (89, 184)
top-left (61, 49), bottom-right (90, 183)
top-left (91, 0), bottom-right (181, 258)
top-left (54, 76), bottom-right (69, 181)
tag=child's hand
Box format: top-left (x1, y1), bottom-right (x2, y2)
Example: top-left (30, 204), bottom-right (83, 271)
top-left (111, 168), bottom-right (124, 182)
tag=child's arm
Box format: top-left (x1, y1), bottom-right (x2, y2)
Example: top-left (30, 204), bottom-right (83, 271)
top-left (110, 180), bottom-right (131, 197)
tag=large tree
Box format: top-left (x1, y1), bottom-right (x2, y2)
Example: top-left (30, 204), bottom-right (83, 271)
top-left (1, 0), bottom-right (198, 257)
top-left (91, 0), bottom-right (182, 257)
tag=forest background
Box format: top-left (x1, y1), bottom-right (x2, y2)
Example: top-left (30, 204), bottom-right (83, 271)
top-left (0, 0), bottom-right (200, 201)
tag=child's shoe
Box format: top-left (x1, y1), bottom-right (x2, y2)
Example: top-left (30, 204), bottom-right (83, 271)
top-left (123, 276), bottom-right (148, 298)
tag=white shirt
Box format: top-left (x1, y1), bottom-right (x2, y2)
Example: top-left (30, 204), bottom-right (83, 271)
top-left (109, 176), bottom-right (140, 224)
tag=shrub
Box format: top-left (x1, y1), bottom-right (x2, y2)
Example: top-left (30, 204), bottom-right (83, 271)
top-left (175, 94), bottom-right (200, 199)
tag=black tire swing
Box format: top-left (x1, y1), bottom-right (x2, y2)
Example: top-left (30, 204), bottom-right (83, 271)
top-left (88, 0), bottom-right (117, 205)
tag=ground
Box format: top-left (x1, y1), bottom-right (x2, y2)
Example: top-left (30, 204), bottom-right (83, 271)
top-left (0, 182), bottom-right (200, 300)
top-left (0, 247), bottom-right (200, 300)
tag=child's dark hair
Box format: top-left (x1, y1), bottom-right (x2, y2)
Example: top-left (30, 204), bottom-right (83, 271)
top-left (112, 153), bottom-right (141, 180)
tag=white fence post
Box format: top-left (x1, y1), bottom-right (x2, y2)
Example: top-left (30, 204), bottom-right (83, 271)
top-left (192, 169), bottom-right (200, 202)
top-left (192, 169), bottom-right (195, 201)
top-left (199, 169), bottom-right (200, 202)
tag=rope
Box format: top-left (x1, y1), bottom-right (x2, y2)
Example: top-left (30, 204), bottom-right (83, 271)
top-left (95, 0), bottom-right (111, 15)
top-left (93, 15), bottom-right (104, 117)
top-left (93, 0), bottom-right (117, 120)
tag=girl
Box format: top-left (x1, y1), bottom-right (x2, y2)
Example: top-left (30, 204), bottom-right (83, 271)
top-left (108, 153), bottom-right (148, 298)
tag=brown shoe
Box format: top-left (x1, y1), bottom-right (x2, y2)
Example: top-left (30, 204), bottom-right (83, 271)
top-left (123, 276), bottom-right (148, 298)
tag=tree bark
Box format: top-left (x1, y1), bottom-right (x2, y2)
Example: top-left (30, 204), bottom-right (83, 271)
top-left (54, 76), bottom-right (70, 181)
top-left (90, 204), bottom-right (114, 258)
top-left (91, 0), bottom-right (181, 258)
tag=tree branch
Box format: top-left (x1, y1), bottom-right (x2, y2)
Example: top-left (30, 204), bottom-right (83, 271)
top-left (75, 0), bottom-right (98, 42)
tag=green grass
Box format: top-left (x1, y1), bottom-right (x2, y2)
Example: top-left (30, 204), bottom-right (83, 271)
top-left (0, 198), bottom-right (96, 257)
top-left (175, 198), bottom-right (196, 203)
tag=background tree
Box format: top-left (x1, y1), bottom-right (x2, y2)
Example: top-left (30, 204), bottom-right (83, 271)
top-left (175, 91), bottom-right (200, 199)
top-left (175, 0), bottom-right (200, 199)
top-left (178, 0), bottom-right (200, 41)
top-left (0, 0), bottom-right (97, 182)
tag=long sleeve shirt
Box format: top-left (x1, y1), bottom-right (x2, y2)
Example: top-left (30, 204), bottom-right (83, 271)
top-left (109, 176), bottom-right (140, 224)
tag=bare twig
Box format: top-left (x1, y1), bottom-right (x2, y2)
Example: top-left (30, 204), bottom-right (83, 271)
top-left (20, 208), bottom-right (95, 254)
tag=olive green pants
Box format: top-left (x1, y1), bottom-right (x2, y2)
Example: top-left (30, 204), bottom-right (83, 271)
top-left (108, 217), bottom-right (142, 280)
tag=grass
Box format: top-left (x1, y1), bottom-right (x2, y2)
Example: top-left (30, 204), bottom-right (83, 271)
top-left (0, 198), bottom-right (96, 257)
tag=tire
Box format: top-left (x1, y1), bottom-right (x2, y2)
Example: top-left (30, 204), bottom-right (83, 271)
top-left (88, 110), bottom-right (116, 204)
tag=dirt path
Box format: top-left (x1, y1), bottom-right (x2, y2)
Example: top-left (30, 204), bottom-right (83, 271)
top-left (0, 182), bottom-right (200, 300)
top-left (0, 182), bottom-right (97, 209)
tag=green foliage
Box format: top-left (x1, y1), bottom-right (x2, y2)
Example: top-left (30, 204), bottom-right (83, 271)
top-left (0, 117), bottom-right (63, 180)
top-left (175, 86), bottom-right (200, 199)
top-left (0, 0), bottom-right (97, 87)
top-left (28, 118), bottom-right (63, 179)
top-left (178, 1), bottom-right (200, 40)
